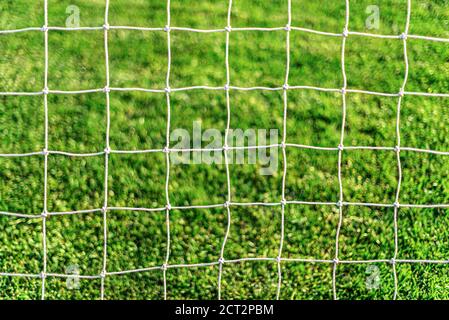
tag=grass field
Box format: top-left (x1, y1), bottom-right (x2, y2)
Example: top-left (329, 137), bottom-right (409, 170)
top-left (1, 0), bottom-right (449, 300)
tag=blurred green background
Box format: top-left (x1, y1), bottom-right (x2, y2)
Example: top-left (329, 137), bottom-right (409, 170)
top-left (1, 0), bottom-right (449, 300)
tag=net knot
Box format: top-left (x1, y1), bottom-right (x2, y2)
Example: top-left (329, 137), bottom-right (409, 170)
top-left (41, 211), bottom-right (48, 218)
top-left (338, 144), bottom-right (344, 151)
top-left (284, 24), bottom-right (291, 32)
top-left (218, 257), bottom-right (225, 264)
top-left (164, 25), bottom-right (171, 33)
top-left (103, 24), bottom-right (110, 31)
top-left (276, 256), bottom-right (282, 263)
top-left (42, 148), bottom-right (49, 156)
top-left (224, 84), bottom-right (230, 91)
top-left (42, 87), bottom-right (49, 95)
top-left (40, 272), bottom-right (47, 279)
top-left (333, 258), bottom-right (340, 264)
top-left (163, 146), bottom-right (170, 153)
top-left (224, 201), bottom-right (231, 208)
top-left (166, 203), bottom-right (172, 211)
top-left (390, 258), bottom-right (397, 265)
top-left (283, 84), bottom-right (289, 91)
top-left (398, 89), bottom-right (405, 97)
top-left (41, 25), bottom-right (48, 32)
top-left (103, 86), bottom-right (111, 93)
top-left (399, 33), bottom-right (407, 40)
top-left (161, 263), bottom-right (168, 271)
top-left (342, 28), bottom-right (349, 38)
top-left (394, 146), bottom-right (401, 153)
top-left (336, 200), bottom-right (343, 208)
top-left (225, 26), bottom-right (232, 33)
top-left (104, 147), bottom-right (111, 154)
top-left (393, 201), bottom-right (400, 209)
top-left (100, 271), bottom-right (106, 278)
top-left (281, 198), bottom-right (287, 206)
top-left (101, 206), bottom-right (107, 213)
top-left (165, 87), bottom-right (171, 94)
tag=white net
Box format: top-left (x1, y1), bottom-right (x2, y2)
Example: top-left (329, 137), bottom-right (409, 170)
top-left (1, 0), bottom-right (449, 300)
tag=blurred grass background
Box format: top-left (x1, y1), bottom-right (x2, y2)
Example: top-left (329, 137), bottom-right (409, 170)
top-left (1, 0), bottom-right (449, 300)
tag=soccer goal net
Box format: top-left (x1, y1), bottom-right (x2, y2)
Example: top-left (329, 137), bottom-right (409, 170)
top-left (1, 0), bottom-right (449, 300)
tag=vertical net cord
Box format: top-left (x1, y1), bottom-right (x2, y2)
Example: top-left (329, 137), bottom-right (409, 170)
top-left (217, 0), bottom-right (233, 300)
top-left (100, 0), bottom-right (111, 300)
top-left (392, 0), bottom-right (411, 300)
top-left (276, 0), bottom-right (292, 301)
top-left (41, 0), bottom-right (49, 300)
top-left (332, 0), bottom-right (350, 300)
top-left (162, 0), bottom-right (172, 300)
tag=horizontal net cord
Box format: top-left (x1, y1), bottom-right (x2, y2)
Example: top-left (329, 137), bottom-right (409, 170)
top-left (3, 257), bottom-right (449, 280)
top-left (1, 86), bottom-right (449, 97)
top-left (1, 24), bottom-right (449, 43)
top-left (3, 145), bottom-right (449, 159)
top-left (2, 200), bottom-right (449, 219)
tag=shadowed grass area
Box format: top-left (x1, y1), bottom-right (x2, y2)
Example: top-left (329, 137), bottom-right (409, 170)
top-left (1, 0), bottom-right (449, 300)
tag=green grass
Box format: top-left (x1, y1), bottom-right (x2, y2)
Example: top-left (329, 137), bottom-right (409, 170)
top-left (1, 0), bottom-right (449, 300)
